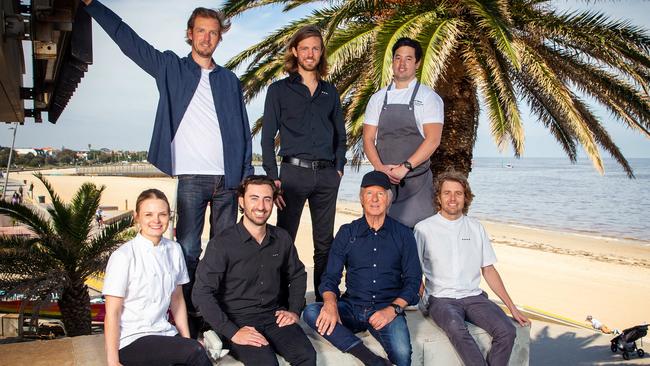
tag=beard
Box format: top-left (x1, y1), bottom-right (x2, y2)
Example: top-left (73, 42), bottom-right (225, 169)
top-left (298, 58), bottom-right (318, 72)
top-left (243, 209), bottom-right (270, 226)
top-left (193, 43), bottom-right (216, 58)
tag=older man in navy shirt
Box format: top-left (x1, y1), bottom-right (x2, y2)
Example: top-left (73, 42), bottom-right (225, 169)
top-left (303, 171), bottom-right (421, 366)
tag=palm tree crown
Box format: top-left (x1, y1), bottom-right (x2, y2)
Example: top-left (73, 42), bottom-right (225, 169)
top-left (0, 174), bottom-right (133, 336)
top-left (224, 0), bottom-right (649, 177)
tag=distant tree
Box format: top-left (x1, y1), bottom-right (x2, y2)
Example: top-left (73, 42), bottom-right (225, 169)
top-left (0, 174), bottom-right (133, 336)
top-left (57, 149), bottom-right (77, 165)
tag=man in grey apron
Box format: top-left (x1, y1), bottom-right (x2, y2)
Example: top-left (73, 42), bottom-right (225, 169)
top-left (363, 37), bottom-right (444, 228)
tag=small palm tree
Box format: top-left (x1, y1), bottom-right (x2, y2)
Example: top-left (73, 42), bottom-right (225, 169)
top-left (223, 0), bottom-right (649, 178)
top-left (0, 174), bottom-right (132, 336)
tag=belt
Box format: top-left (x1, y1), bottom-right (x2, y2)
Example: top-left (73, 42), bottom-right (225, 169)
top-left (282, 156), bottom-right (334, 170)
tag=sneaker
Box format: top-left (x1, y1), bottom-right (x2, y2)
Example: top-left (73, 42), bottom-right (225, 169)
top-left (203, 330), bottom-right (230, 361)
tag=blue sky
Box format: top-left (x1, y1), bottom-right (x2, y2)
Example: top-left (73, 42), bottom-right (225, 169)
top-left (5, 0), bottom-right (649, 160)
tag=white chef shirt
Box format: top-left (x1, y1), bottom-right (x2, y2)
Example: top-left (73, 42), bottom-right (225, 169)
top-left (103, 234), bottom-right (189, 349)
top-left (414, 214), bottom-right (497, 300)
top-left (364, 78), bottom-right (444, 137)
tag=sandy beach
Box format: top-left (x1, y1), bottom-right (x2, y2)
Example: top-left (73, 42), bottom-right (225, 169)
top-left (12, 171), bottom-right (650, 332)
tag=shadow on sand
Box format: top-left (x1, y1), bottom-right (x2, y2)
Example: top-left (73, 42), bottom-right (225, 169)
top-left (531, 325), bottom-right (648, 365)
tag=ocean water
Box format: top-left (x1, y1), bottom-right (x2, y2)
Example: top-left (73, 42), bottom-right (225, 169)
top-left (332, 158), bottom-right (649, 242)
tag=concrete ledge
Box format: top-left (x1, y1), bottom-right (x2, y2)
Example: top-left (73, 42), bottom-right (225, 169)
top-left (0, 312), bottom-right (529, 365)
top-left (217, 310), bottom-right (530, 365)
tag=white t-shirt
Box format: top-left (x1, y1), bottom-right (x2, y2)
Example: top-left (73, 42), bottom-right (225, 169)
top-left (414, 214), bottom-right (497, 300)
top-left (103, 234), bottom-right (189, 349)
top-left (171, 68), bottom-right (225, 175)
top-left (364, 78), bottom-right (444, 137)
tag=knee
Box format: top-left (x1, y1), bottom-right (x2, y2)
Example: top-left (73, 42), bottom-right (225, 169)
top-left (437, 317), bottom-right (469, 340)
top-left (181, 339), bottom-right (206, 360)
top-left (302, 303), bottom-right (322, 328)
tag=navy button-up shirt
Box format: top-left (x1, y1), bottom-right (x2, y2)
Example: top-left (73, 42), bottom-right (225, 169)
top-left (319, 215), bottom-right (422, 308)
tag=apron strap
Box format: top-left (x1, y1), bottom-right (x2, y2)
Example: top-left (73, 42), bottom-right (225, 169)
top-left (408, 81), bottom-right (421, 111)
top-left (382, 82), bottom-right (393, 110)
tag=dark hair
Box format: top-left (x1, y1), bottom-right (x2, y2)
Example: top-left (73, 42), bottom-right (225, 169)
top-left (284, 25), bottom-right (328, 78)
top-left (185, 7), bottom-right (231, 45)
top-left (392, 37), bottom-right (423, 63)
top-left (237, 175), bottom-right (279, 200)
top-left (433, 171), bottom-right (474, 215)
top-left (135, 189), bottom-right (171, 214)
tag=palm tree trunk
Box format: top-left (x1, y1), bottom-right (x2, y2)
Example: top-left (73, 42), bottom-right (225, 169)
top-left (58, 279), bottom-right (92, 336)
top-left (431, 52), bottom-right (479, 179)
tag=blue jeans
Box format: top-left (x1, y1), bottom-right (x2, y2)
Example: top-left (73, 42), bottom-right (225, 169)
top-left (175, 175), bottom-right (237, 322)
top-left (303, 300), bottom-right (412, 366)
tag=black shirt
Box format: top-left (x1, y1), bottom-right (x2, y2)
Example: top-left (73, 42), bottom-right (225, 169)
top-left (261, 73), bottom-right (347, 180)
top-left (192, 221), bottom-right (307, 339)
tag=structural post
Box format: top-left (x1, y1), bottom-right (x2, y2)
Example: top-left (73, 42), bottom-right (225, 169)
top-left (2, 123), bottom-right (19, 200)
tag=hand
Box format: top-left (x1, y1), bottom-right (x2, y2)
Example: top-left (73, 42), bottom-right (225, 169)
top-left (275, 310), bottom-right (299, 327)
top-left (389, 165), bottom-right (409, 182)
top-left (510, 308), bottom-right (530, 327)
top-left (315, 301), bottom-right (340, 336)
top-left (231, 326), bottom-right (269, 347)
top-left (369, 307), bottom-right (397, 330)
top-left (81, 0), bottom-right (92, 5)
top-left (274, 180), bottom-right (286, 210)
top-left (337, 170), bottom-right (343, 178)
top-left (378, 164), bottom-right (400, 184)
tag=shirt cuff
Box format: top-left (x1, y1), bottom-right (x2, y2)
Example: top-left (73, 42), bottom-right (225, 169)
top-left (218, 320), bottom-right (240, 340)
top-left (335, 160), bottom-right (346, 173)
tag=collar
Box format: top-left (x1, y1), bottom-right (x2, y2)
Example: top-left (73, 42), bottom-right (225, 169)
top-left (187, 53), bottom-right (220, 73)
top-left (134, 233), bottom-right (167, 251)
top-left (235, 220), bottom-right (276, 246)
top-left (354, 215), bottom-right (392, 238)
top-left (288, 72), bottom-right (322, 84)
top-left (391, 77), bottom-right (418, 90)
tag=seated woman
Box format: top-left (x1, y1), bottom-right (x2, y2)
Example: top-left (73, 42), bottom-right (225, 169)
top-left (103, 189), bottom-right (211, 366)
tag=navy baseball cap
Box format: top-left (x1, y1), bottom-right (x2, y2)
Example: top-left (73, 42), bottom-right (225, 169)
top-left (361, 171), bottom-right (391, 190)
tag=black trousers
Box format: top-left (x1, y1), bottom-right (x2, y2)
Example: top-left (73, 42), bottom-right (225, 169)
top-left (226, 311), bottom-right (317, 366)
top-left (277, 163), bottom-right (340, 301)
top-left (118, 334), bottom-right (212, 366)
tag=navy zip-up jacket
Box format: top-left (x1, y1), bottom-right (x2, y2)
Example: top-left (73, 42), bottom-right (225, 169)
top-left (84, 1), bottom-right (254, 188)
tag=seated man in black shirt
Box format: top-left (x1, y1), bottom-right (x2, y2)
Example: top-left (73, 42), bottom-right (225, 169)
top-left (192, 175), bottom-right (316, 365)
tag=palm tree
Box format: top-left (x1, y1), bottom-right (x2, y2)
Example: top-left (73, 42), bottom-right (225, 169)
top-left (223, 0), bottom-right (649, 178)
top-left (0, 174), bottom-right (133, 336)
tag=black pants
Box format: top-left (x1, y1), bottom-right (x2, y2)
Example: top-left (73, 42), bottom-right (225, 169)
top-left (226, 311), bottom-right (317, 366)
top-left (118, 335), bottom-right (212, 366)
top-left (277, 163), bottom-right (340, 301)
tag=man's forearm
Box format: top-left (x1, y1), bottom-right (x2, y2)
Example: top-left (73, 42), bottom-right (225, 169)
top-left (483, 265), bottom-right (517, 310)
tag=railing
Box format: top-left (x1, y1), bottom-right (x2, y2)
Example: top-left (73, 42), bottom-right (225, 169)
top-left (75, 164), bottom-right (168, 177)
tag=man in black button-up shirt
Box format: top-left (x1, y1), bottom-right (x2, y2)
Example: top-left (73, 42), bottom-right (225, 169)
top-left (261, 26), bottom-right (347, 300)
top-left (192, 176), bottom-right (315, 365)
top-left (303, 171), bottom-right (422, 366)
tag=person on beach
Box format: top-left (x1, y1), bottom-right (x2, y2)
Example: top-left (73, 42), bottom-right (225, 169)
top-left (102, 189), bottom-right (211, 366)
top-left (192, 175), bottom-right (316, 365)
top-left (303, 171), bottom-right (422, 366)
top-left (261, 26), bottom-right (346, 302)
top-left (414, 171), bottom-right (530, 366)
top-left (586, 315), bottom-right (618, 334)
top-left (362, 37), bottom-right (444, 229)
top-left (95, 207), bottom-right (104, 227)
top-left (82, 0), bottom-right (254, 337)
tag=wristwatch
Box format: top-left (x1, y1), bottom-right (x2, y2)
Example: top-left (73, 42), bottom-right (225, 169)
top-left (402, 161), bottom-right (414, 172)
top-left (390, 303), bottom-right (404, 315)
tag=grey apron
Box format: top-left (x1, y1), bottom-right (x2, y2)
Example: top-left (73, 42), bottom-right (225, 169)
top-left (376, 81), bottom-right (435, 228)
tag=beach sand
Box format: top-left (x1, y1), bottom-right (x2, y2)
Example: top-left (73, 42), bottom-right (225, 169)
top-left (13, 172), bottom-right (650, 331)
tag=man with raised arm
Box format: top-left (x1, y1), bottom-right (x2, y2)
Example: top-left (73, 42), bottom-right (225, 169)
top-left (81, 0), bottom-right (253, 337)
top-left (414, 171), bottom-right (530, 366)
top-left (192, 176), bottom-right (316, 365)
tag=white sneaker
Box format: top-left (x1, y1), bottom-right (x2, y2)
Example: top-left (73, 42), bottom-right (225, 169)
top-left (203, 330), bottom-right (230, 361)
